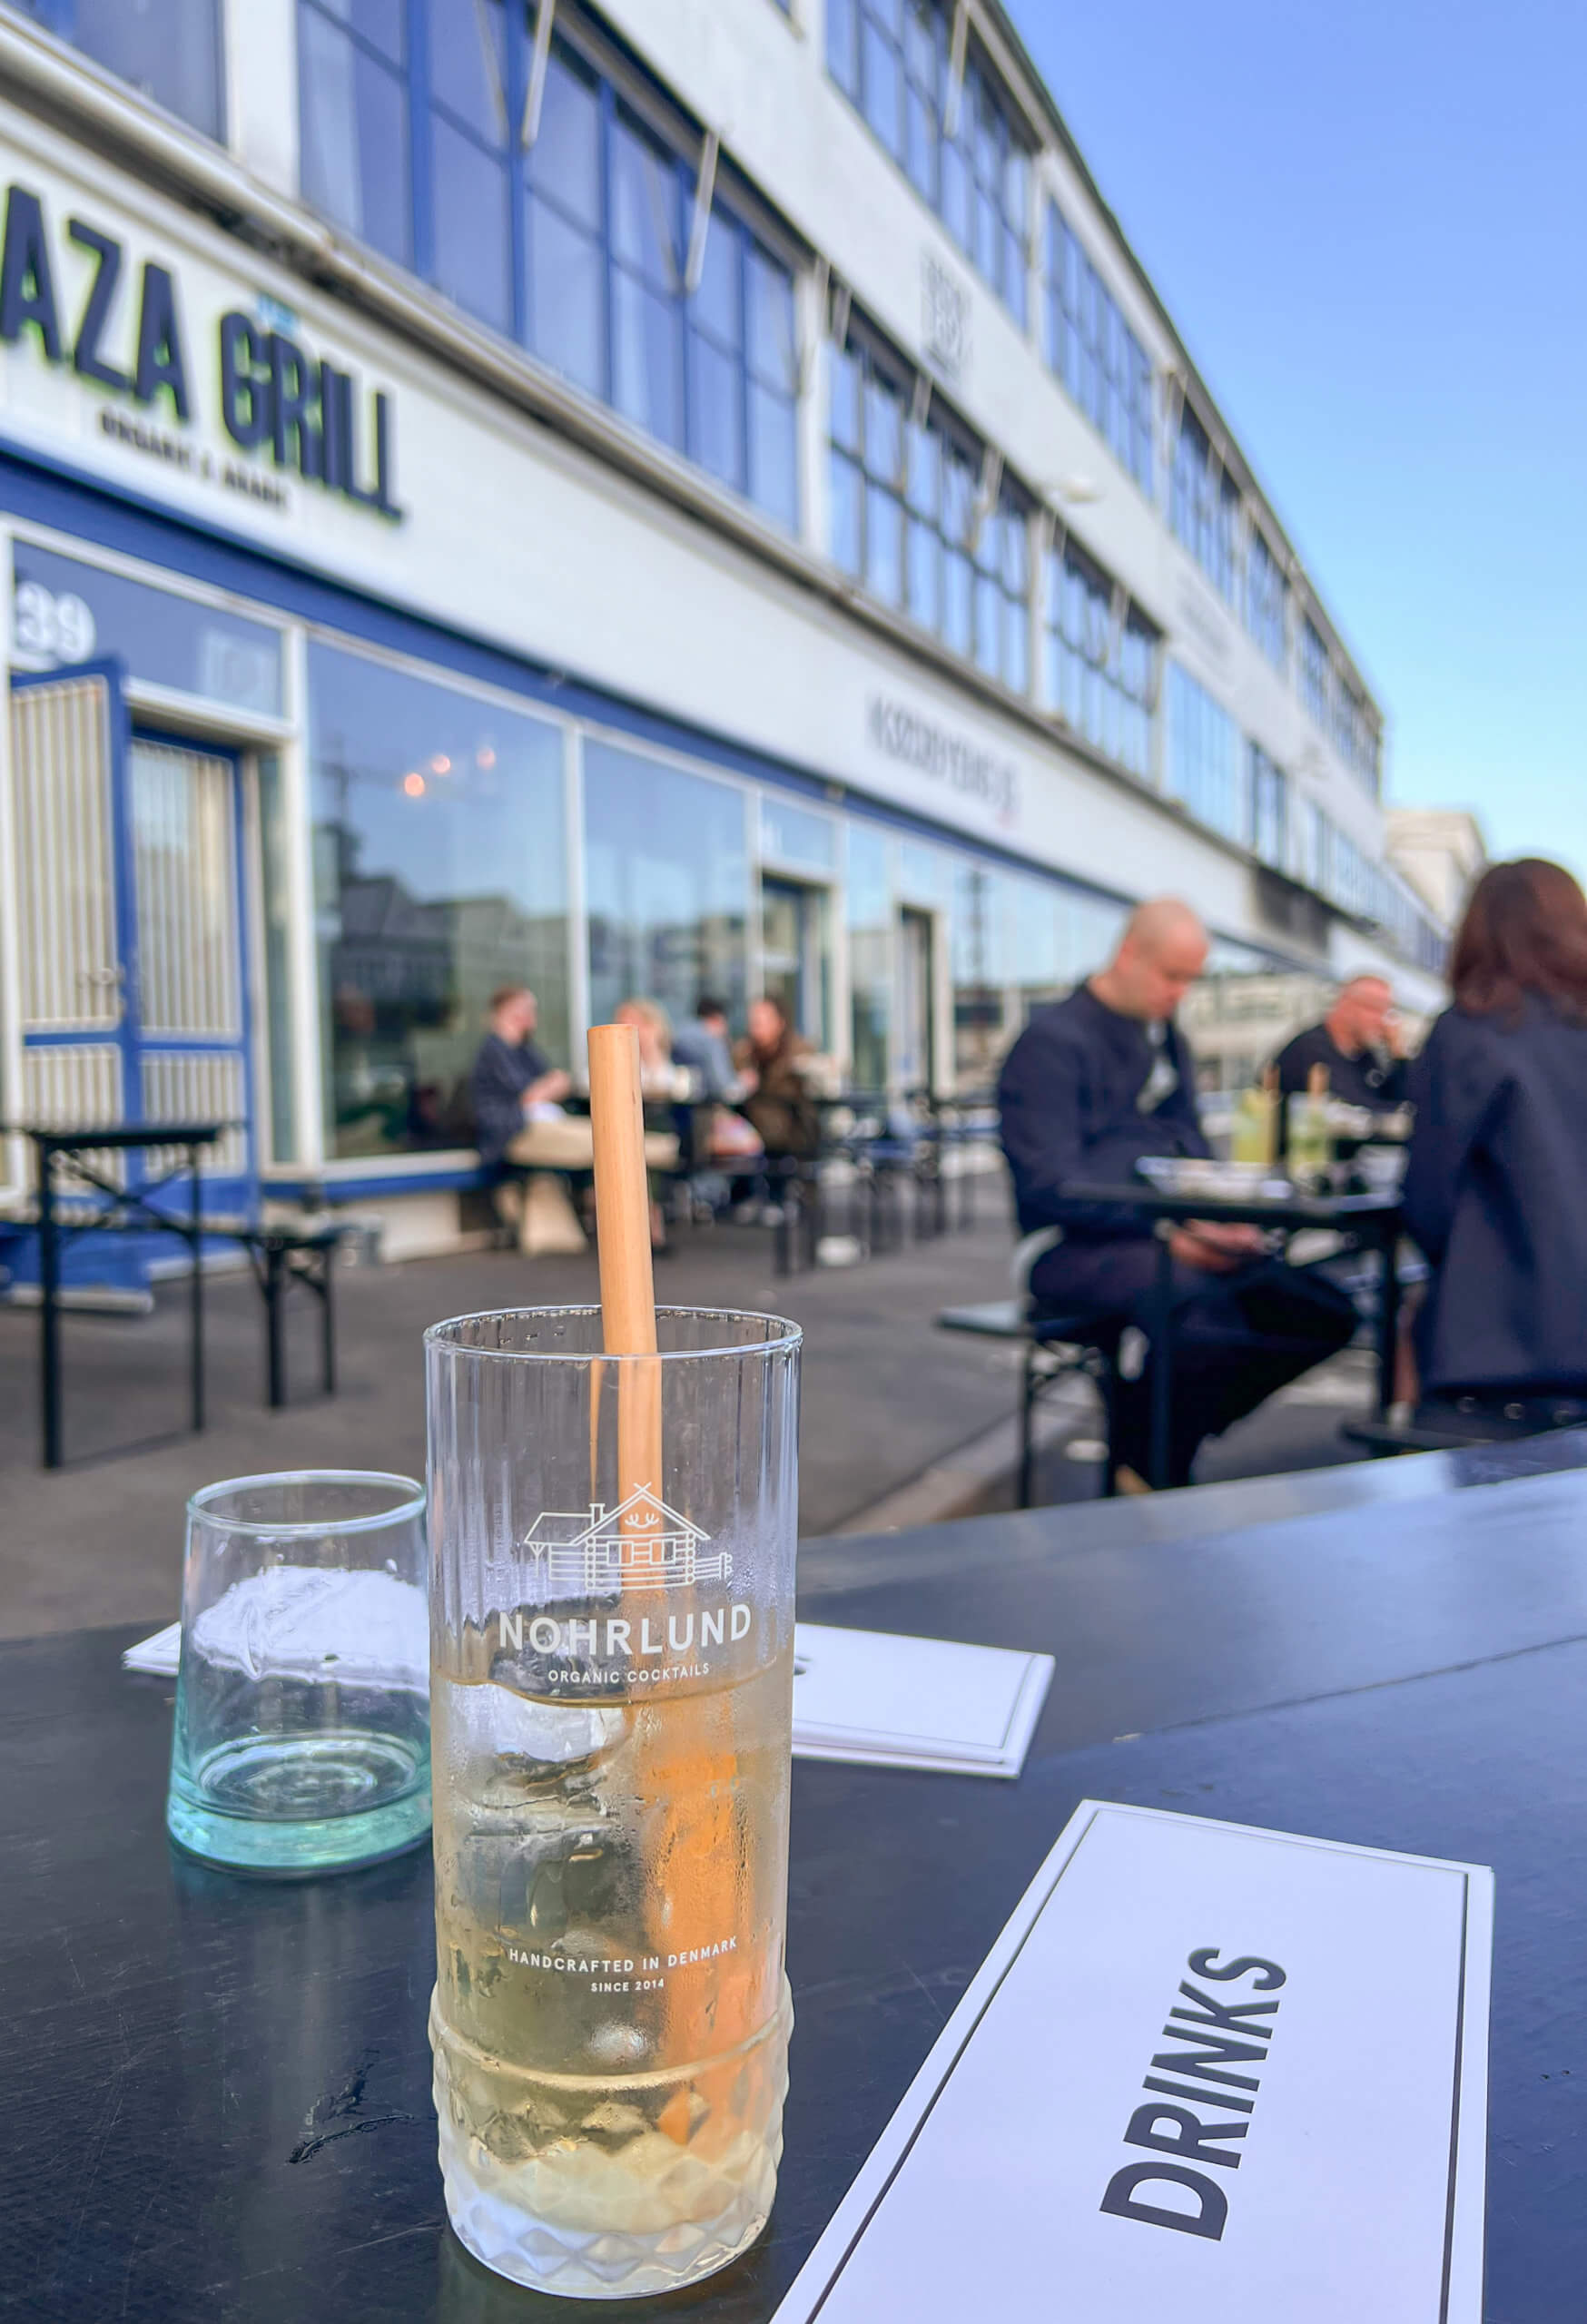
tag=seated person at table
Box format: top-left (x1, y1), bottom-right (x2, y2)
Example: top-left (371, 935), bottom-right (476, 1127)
top-left (1269, 973), bottom-right (1409, 1144)
top-left (734, 997), bottom-right (822, 1163)
top-left (1403, 859), bottom-right (1587, 1426)
top-left (671, 995), bottom-right (751, 1103)
top-left (468, 987), bottom-right (675, 1255)
top-left (997, 899), bottom-right (1357, 1490)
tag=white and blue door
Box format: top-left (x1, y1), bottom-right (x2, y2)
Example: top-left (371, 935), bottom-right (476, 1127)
top-left (8, 661), bottom-right (256, 1275)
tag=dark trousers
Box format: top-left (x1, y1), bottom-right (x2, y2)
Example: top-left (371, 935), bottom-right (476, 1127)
top-left (1031, 1238), bottom-right (1358, 1488)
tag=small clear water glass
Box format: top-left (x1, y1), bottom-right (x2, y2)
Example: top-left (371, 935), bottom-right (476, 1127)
top-left (166, 1469), bottom-right (430, 1875)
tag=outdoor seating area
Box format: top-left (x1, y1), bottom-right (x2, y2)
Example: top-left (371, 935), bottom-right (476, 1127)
top-left (1, 0), bottom-right (1580, 2309)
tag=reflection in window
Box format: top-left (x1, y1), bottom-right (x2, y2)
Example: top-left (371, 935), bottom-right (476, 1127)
top-left (299, 0), bottom-right (411, 267)
top-left (1043, 543), bottom-right (1155, 779)
top-left (583, 743), bottom-right (749, 1031)
top-left (429, 0), bottom-right (510, 330)
top-left (1042, 204), bottom-right (1152, 496)
top-left (951, 862), bottom-right (1010, 1088)
top-left (847, 822), bottom-right (891, 1090)
top-left (829, 0), bottom-right (1030, 325)
top-left (831, 330), bottom-right (1030, 691)
top-left (1166, 664), bottom-right (1245, 843)
top-left (307, 643), bottom-right (568, 1160)
top-left (24, 0), bottom-right (224, 139)
top-left (527, 46), bottom-right (606, 397)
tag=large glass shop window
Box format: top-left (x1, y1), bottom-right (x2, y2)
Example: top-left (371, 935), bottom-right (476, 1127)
top-left (583, 743), bottom-right (749, 1035)
top-left (307, 643), bottom-right (568, 1159)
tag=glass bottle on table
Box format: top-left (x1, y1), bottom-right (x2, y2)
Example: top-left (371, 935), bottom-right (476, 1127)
top-left (1230, 1065), bottom-right (1279, 1169)
top-left (425, 1305), bottom-right (801, 2299)
top-left (1287, 1059), bottom-right (1334, 1188)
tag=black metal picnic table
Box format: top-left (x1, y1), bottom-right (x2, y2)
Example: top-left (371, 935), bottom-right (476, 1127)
top-left (7, 1123), bottom-right (344, 1466)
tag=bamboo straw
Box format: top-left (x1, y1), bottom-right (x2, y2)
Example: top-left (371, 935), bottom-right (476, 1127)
top-left (586, 1026), bottom-right (751, 2140)
top-left (587, 1023), bottom-right (661, 1504)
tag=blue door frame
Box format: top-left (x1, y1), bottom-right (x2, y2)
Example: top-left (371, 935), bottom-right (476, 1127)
top-left (5, 659), bottom-right (259, 1289)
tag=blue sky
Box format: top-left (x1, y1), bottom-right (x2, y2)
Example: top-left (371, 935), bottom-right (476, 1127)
top-left (1005, 0), bottom-right (1587, 879)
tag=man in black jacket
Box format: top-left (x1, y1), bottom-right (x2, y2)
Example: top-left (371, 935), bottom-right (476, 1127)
top-left (998, 900), bottom-right (1356, 1489)
top-left (1270, 974), bottom-right (1409, 1144)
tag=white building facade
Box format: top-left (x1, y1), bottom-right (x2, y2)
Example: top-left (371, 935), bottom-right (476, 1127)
top-left (0, 0), bottom-right (1448, 1258)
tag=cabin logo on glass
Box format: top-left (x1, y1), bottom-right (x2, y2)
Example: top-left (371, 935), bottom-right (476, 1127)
top-left (521, 1487), bottom-right (731, 1599)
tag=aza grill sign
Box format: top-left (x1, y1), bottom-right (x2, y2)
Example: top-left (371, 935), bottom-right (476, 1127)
top-left (0, 178), bottom-right (402, 520)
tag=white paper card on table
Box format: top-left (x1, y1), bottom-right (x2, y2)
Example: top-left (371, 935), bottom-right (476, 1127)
top-left (773, 1800), bottom-right (1492, 2324)
top-left (123, 1621), bottom-right (180, 1675)
top-left (791, 1623), bottom-right (1052, 1778)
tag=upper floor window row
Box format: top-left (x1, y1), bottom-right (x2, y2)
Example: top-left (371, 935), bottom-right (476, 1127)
top-left (14, 0), bottom-right (222, 139)
top-left (298, 1), bottom-right (800, 531)
top-left (826, 0), bottom-right (1031, 328)
top-left (830, 329), bottom-right (1030, 694)
top-left (1170, 407), bottom-right (1237, 602)
top-left (1042, 205), bottom-right (1152, 497)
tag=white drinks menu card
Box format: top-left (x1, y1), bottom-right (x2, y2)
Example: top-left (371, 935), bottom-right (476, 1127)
top-left (791, 1623), bottom-right (1052, 1778)
top-left (773, 1800), bottom-right (1491, 2324)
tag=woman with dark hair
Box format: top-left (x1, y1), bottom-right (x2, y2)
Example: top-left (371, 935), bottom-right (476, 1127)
top-left (1403, 857), bottom-right (1587, 1413)
top-left (734, 997), bottom-right (822, 1163)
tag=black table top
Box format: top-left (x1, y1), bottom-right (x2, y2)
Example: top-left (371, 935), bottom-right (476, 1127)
top-left (7, 1440), bottom-right (1587, 2321)
top-left (1058, 1178), bottom-right (1402, 1230)
top-left (2, 1122), bottom-right (224, 1147)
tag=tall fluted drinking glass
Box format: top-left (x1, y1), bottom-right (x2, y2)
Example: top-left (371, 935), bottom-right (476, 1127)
top-left (425, 1305), bottom-right (801, 2299)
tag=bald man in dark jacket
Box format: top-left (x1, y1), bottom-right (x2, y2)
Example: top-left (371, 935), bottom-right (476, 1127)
top-left (999, 901), bottom-right (1357, 1488)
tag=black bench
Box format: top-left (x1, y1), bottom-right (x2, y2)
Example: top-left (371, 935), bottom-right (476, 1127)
top-left (938, 1299), bottom-right (1119, 1507)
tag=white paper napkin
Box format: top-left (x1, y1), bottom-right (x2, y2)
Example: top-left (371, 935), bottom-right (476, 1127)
top-left (792, 1622), bottom-right (1052, 1778)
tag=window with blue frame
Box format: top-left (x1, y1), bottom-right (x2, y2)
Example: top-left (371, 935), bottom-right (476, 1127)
top-left (17, 0), bottom-right (223, 138)
top-left (1249, 742), bottom-right (1286, 868)
top-left (827, 0), bottom-right (1030, 327)
top-left (297, 2), bottom-right (801, 530)
top-left (1299, 615), bottom-right (1330, 730)
top-left (831, 326), bottom-right (1030, 693)
top-left (1041, 203), bottom-right (1152, 496)
top-left (1244, 525), bottom-right (1286, 672)
top-left (1170, 405), bottom-right (1237, 600)
top-left (1166, 663), bottom-right (1245, 843)
top-left (1042, 541), bottom-right (1155, 779)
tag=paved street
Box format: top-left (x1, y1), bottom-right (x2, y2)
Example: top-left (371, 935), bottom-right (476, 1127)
top-left (0, 1212), bottom-right (1382, 1641)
